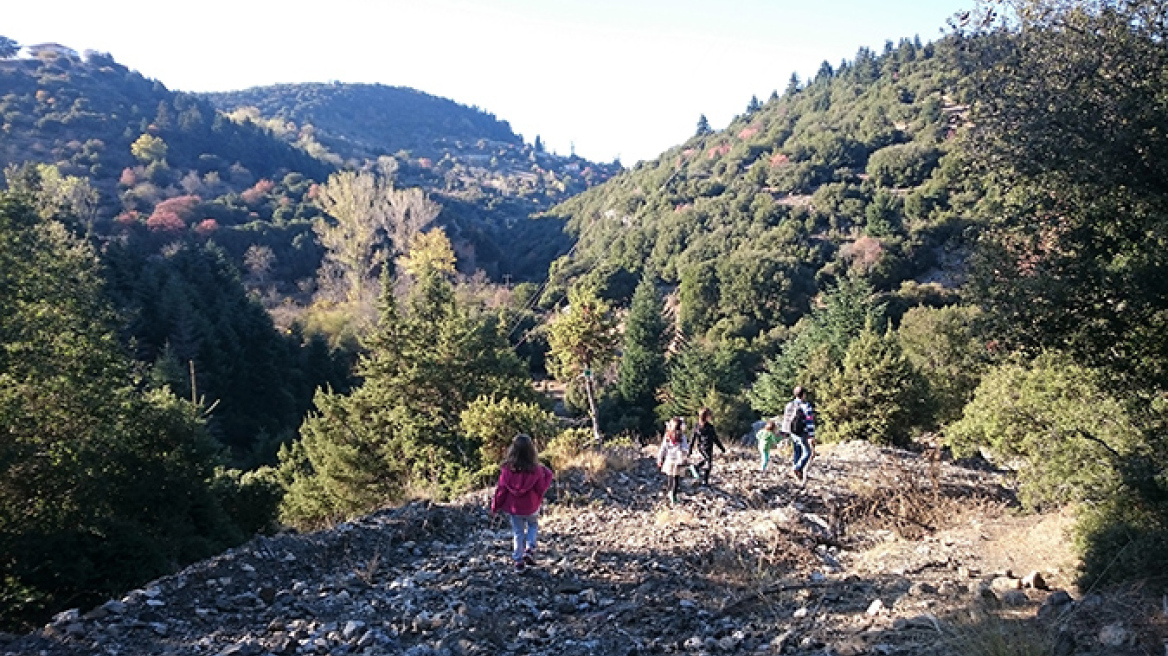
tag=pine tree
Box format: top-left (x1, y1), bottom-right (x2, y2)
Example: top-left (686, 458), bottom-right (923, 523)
top-left (0, 193), bottom-right (251, 630)
top-left (819, 321), bottom-right (925, 446)
top-left (617, 274), bottom-right (671, 437)
top-left (749, 276), bottom-right (883, 416)
top-left (277, 271), bottom-right (534, 527)
top-left (695, 114), bottom-right (712, 137)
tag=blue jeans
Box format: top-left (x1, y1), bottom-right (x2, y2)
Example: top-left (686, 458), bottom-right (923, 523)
top-left (792, 434), bottom-right (812, 472)
top-left (509, 513), bottom-right (538, 562)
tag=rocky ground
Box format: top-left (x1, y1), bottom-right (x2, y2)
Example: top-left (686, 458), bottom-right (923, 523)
top-left (6, 441), bottom-right (1167, 656)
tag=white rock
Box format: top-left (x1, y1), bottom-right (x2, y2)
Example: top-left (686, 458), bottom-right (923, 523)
top-left (1098, 622), bottom-right (1130, 647)
top-left (342, 620), bottom-right (366, 640)
top-left (1021, 571), bottom-right (1047, 590)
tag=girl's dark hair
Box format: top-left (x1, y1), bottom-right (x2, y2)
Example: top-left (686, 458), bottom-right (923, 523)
top-left (698, 407), bottom-right (712, 425)
top-left (501, 433), bottom-right (538, 472)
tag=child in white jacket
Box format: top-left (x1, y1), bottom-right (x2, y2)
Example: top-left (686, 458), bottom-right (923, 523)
top-left (656, 417), bottom-right (689, 504)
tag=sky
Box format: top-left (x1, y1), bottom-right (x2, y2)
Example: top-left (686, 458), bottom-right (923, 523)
top-left (4, 0), bottom-right (974, 164)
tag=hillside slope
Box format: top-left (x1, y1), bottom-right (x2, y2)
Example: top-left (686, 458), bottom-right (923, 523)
top-left (0, 50), bottom-right (332, 207)
top-left (10, 443), bottom-right (1161, 656)
top-left (203, 83), bottom-right (522, 162)
top-left (542, 37), bottom-right (978, 338)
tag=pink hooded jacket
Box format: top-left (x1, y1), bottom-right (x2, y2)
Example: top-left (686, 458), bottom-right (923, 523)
top-left (491, 465), bottom-right (553, 516)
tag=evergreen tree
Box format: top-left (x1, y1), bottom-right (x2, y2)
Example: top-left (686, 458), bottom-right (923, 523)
top-left (819, 320), bottom-right (925, 446)
top-left (617, 273), bottom-right (671, 437)
top-left (784, 72), bottom-right (801, 96)
top-left (0, 193), bottom-right (255, 630)
top-left (0, 36), bottom-right (17, 59)
top-left (695, 114), bottom-right (713, 137)
top-left (749, 276), bottom-right (883, 416)
top-left (659, 338), bottom-right (752, 437)
top-left (277, 271), bottom-right (534, 527)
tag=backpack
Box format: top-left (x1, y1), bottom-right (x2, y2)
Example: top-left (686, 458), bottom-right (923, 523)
top-left (780, 400), bottom-right (806, 436)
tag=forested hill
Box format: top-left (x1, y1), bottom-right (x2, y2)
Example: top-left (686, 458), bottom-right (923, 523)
top-left (0, 48), bottom-right (333, 207)
top-left (0, 48), bottom-right (620, 286)
top-left (203, 83), bottom-right (522, 162)
top-left (543, 36), bottom-right (975, 343)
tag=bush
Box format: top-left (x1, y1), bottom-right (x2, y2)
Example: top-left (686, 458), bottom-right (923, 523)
top-left (1075, 493), bottom-right (1168, 588)
top-left (866, 141), bottom-right (941, 187)
top-left (543, 428), bottom-right (594, 472)
top-left (946, 352), bottom-right (1168, 588)
top-left (461, 395), bottom-right (559, 473)
top-left (897, 304), bottom-right (989, 427)
top-left (945, 353), bottom-right (1134, 509)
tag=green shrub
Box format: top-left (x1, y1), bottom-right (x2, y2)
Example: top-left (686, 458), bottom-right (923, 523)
top-left (947, 352), bottom-right (1168, 588)
top-left (461, 395), bottom-right (559, 471)
top-left (945, 353), bottom-right (1134, 509)
top-left (544, 427), bottom-right (595, 471)
top-left (866, 141), bottom-right (941, 187)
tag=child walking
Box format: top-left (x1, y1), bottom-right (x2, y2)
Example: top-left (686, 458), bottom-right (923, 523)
top-left (656, 417), bottom-right (689, 504)
top-left (756, 419), bottom-right (779, 471)
top-left (688, 407), bottom-right (726, 485)
top-left (490, 434), bottom-right (554, 573)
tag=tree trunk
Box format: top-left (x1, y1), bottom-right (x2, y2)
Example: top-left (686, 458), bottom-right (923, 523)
top-left (584, 374), bottom-right (601, 446)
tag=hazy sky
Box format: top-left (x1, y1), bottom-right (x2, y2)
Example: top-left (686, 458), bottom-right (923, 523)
top-left (5, 0), bottom-right (973, 164)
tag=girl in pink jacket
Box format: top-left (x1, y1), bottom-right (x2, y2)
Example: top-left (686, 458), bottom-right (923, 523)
top-left (490, 434), bottom-right (554, 573)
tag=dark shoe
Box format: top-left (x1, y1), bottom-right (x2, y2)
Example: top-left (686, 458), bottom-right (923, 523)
top-left (523, 550), bottom-right (536, 567)
top-left (513, 559), bottom-right (526, 573)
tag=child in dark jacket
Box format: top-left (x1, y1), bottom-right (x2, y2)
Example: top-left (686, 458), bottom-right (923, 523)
top-left (491, 434), bottom-right (554, 573)
top-left (688, 407), bottom-right (726, 485)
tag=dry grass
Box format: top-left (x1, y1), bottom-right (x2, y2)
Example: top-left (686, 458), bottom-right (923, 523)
top-left (557, 446), bottom-right (638, 483)
top-left (355, 552), bottom-right (381, 585)
top-left (839, 453), bottom-right (986, 540)
top-left (697, 529), bottom-right (817, 590)
top-left (940, 615), bottom-right (1058, 656)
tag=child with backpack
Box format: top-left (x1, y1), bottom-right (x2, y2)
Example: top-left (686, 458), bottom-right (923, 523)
top-left (656, 417), bottom-right (689, 504)
top-left (490, 434), bottom-right (554, 573)
top-left (688, 407), bottom-right (726, 485)
top-left (780, 386), bottom-right (816, 483)
top-left (756, 419), bottom-right (779, 472)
